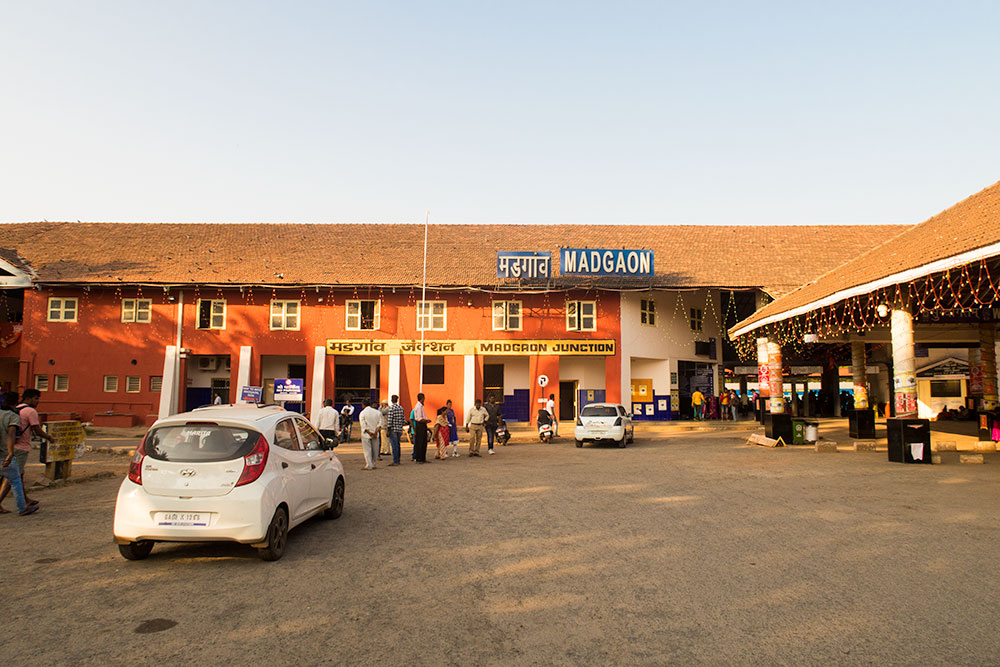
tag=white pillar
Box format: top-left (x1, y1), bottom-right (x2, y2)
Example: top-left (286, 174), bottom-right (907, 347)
top-left (236, 345), bottom-right (252, 399)
top-left (981, 323), bottom-right (998, 411)
top-left (756, 337), bottom-right (769, 401)
top-left (767, 339), bottom-right (784, 414)
top-left (388, 354), bottom-right (401, 399)
top-left (463, 354), bottom-right (476, 420)
top-left (158, 345), bottom-right (179, 420)
top-left (851, 342), bottom-right (869, 409)
top-left (310, 346), bottom-right (326, 418)
top-left (890, 304), bottom-right (917, 418)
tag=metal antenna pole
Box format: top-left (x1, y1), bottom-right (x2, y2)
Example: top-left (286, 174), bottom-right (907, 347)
top-left (419, 210), bottom-right (429, 391)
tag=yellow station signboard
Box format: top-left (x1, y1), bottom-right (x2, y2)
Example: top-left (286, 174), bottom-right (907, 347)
top-left (325, 339), bottom-right (616, 356)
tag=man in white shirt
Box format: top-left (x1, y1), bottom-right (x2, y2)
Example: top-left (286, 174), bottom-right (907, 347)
top-left (358, 399), bottom-right (383, 470)
top-left (412, 393), bottom-right (430, 463)
top-left (546, 393), bottom-right (558, 437)
top-left (465, 398), bottom-right (489, 457)
top-left (315, 398), bottom-right (340, 444)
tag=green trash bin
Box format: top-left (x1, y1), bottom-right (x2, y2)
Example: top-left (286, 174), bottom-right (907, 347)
top-left (792, 419), bottom-right (807, 445)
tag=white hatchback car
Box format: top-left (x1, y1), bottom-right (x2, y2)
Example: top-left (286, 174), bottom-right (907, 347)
top-left (113, 405), bottom-right (345, 561)
top-left (574, 403), bottom-right (635, 448)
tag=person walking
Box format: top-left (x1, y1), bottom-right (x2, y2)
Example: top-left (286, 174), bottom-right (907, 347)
top-left (412, 393), bottom-right (430, 463)
top-left (546, 393), bottom-right (558, 438)
top-left (0, 391), bottom-right (37, 516)
top-left (729, 390), bottom-right (739, 421)
top-left (691, 388), bottom-right (705, 421)
top-left (315, 398), bottom-right (340, 445)
top-left (386, 395), bottom-right (405, 466)
top-left (340, 398), bottom-right (355, 442)
top-left (484, 396), bottom-right (502, 455)
top-left (720, 390), bottom-right (730, 421)
top-left (0, 388), bottom-right (50, 511)
top-left (445, 399), bottom-right (460, 457)
top-left (378, 399), bottom-right (390, 460)
top-left (465, 398), bottom-right (488, 457)
top-left (431, 407), bottom-right (450, 460)
top-left (358, 399), bottom-right (382, 471)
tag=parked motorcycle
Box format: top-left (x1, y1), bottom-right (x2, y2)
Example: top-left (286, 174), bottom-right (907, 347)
top-left (537, 409), bottom-right (554, 442)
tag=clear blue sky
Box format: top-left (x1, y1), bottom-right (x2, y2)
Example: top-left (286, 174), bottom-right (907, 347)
top-left (1, 1), bottom-right (998, 225)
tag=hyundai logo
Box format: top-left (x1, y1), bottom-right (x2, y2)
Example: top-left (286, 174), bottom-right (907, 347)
top-left (179, 469), bottom-right (197, 477)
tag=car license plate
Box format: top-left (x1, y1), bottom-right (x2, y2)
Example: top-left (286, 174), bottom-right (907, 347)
top-left (155, 512), bottom-right (208, 527)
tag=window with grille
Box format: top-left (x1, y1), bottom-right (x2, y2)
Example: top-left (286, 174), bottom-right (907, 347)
top-left (34, 375), bottom-right (49, 391)
top-left (150, 376), bottom-right (163, 392)
top-left (126, 376), bottom-right (141, 393)
top-left (690, 308), bottom-right (703, 332)
top-left (270, 300), bottom-right (300, 330)
top-left (104, 375), bottom-right (119, 392)
top-left (492, 301), bottom-right (522, 331)
top-left (47, 297), bottom-right (78, 322)
top-left (54, 375), bottom-right (69, 391)
top-left (566, 300), bottom-right (596, 332)
top-left (346, 300), bottom-right (380, 330)
top-left (640, 299), bottom-right (656, 326)
top-left (417, 300), bottom-right (446, 331)
top-left (197, 300), bottom-right (226, 330)
top-left (122, 298), bottom-right (152, 323)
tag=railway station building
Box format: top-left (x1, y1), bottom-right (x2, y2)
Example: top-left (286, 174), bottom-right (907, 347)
top-left (0, 221), bottom-right (906, 426)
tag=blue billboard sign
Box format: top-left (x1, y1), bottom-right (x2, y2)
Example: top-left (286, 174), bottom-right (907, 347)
top-left (497, 251), bottom-right (551, 279)
top-left (273, 378), bottom-right (304, 402)
top-left (560, 248), bottom-right (654, 276)
top-left (240, 385), bottom-right (263, 402)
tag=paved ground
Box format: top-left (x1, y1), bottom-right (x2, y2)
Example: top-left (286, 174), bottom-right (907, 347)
top-left (3, 428), bottom-right (1000, 665)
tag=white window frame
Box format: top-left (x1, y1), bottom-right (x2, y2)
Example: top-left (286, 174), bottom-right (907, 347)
top-left (492, 300), bottom-right (523, 331)
top-left (346, 299), bottom-right (381, 331)
top-left (54, 375), bottom-right (69, 392)
top-left (125, 376), bottom-right (141, 393)
top-left (121, 298), bottom-right (152, 323)
top-left (104, 375), bottom-right (119, 392)
top-left (690, 307), bottom-right (703, 332)
top-left (416, 300), bottom-right (447, 331)
top-left (47, 297), bottom-right (78, 322)
top-left (566, 300), bottom-right (597, 332)
top-left (196, 299), bottom-right (227, 330)
top-left (150, 376), bottom-right (163, 392)
top-left (34, 374), bottom-right (49, 391)
top-left (270, 300), bottom-right (301, 331)
top-left (640, 299), bottom-right (656, 327)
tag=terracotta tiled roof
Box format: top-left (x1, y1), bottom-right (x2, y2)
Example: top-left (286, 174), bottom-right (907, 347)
top-left (0, 222), bottom-right (904, 293)
top-left (731, 180), bottom-right (1000, 336)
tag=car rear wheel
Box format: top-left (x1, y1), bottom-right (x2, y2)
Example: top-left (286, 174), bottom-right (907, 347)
top-left (118, 540), bottom-right (154, 560)
top-left (618, 434), bottom-right (627, 448)
top-left (324, 477), bottom-right (345, 520)
top-left (258, 506), bottom-right (289, 561)
top-left (575, 439), bottom-right (583, 448)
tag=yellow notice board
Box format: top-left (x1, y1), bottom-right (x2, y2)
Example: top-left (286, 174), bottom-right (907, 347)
top-left (631, 378), bottom-right (652, 403)
top-left (326, 339), bottom-right (616, 356)
top-left (44, 421), bottom-right (86, 462)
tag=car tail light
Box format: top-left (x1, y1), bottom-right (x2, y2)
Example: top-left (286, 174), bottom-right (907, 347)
top-left (576, 417), bottom-right (583, 426)
top-left (236, 434), bottom-right (269, 487)
top-left (128, 436), bottom-right (146, 485)
top-left (614, 417), bottom-right (623, 426)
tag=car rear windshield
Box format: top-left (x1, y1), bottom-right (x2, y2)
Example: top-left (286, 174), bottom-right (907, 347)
top-left (145, 424), bottom-right (258, 462)
top-left (581, 406), bottom-right (618, 417)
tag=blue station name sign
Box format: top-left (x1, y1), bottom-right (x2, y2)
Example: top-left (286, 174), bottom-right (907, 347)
top-left (560, 248), bottom-right (654, 276)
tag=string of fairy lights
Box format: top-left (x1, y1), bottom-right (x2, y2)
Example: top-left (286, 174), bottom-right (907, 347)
top-left (732, 257), bottom-right (1000, 361)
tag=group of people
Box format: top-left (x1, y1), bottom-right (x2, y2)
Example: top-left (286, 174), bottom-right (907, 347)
top-left (690, 388), bottom-right (756, 421)
top-left (0, 389), bottom-right (52, 516)
top-left (316, 394), bottom-right (509, 469)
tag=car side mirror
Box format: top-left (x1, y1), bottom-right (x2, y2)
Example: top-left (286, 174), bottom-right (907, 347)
top-left (324, 437), bottom-right (339, 450)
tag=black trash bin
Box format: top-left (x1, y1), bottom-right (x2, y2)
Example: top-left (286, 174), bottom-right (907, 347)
top-left (756, 397), bottom-right (766, 424)
top-left (848, 408), bottom-right (876, 439)
top-left (978, 411), bottom-right (996, 442)
top-left (886, 418), bottom-right (931, 464)
top-left (765, 413), bottom-right (793, 444)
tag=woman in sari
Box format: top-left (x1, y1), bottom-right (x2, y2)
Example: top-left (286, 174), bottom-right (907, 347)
top-left (431, 406), bottom-right (450, 460)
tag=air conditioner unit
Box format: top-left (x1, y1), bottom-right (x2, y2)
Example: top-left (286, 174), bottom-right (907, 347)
top-left (198, 356), bottom-right (218, 372)
top-left (223, 356), bottom-right (231, 371)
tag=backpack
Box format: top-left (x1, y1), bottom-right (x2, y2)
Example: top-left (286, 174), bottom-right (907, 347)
top-left (4, 404), bottom-right (26, 439)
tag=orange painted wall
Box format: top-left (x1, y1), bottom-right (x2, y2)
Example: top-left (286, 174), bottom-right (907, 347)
top-left (18, 286), bottom-right (622, 422)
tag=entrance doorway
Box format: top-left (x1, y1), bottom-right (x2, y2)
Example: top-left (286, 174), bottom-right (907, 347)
top-left (677, 361), bottom-right (715, 419)
top-left (559, 380), bottom-right (577, 420)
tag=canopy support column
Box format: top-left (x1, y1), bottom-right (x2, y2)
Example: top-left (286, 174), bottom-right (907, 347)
top-left (851, 342), bottom-right (869, 409)
top-left (981, 323), bottom-right (998, 412)
top-left (890, 303), bottom-right (917, 418)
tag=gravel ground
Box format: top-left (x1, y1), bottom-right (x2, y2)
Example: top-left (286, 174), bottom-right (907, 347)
top-left (2, 432), bottom-right (999, 665)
